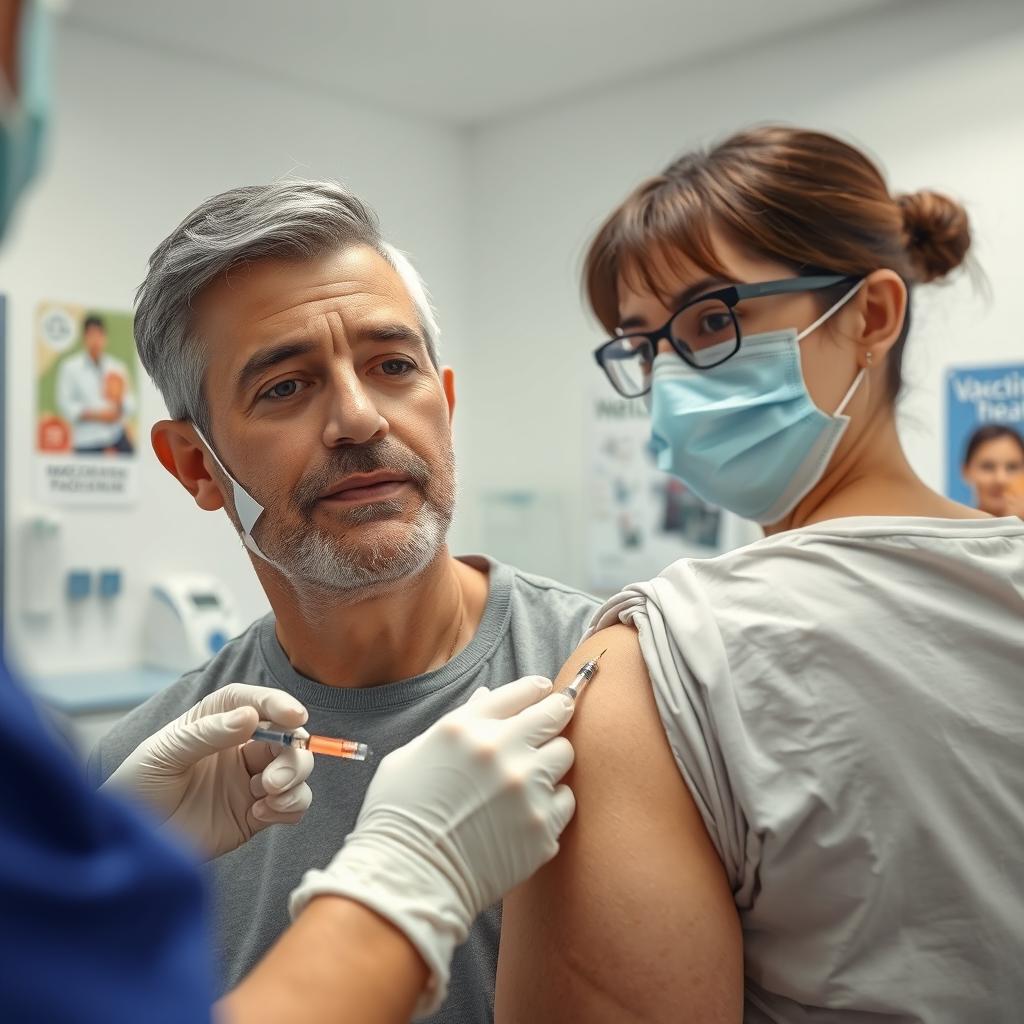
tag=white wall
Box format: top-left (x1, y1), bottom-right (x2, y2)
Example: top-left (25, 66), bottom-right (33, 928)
top-left (459, 0), bottom-right (1024, 590)
top-left (1, 23), bottom-right (471, 676)
top-left (7, 1), bottom-right (1024, 677)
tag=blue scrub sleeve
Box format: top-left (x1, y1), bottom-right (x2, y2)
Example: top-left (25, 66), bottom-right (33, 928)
top-left (0, 660), bottom-right (215, 1023)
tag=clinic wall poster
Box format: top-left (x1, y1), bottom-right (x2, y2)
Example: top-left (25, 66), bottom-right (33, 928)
top-left (34, 301), bottom-right (141, 505)
top-left (587, 384), bottom-right (724, 593)
top-left (945, 363), bottom-right (1024, 506)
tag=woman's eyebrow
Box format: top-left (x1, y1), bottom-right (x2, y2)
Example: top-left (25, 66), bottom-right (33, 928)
top-left (618, 276), bottom-right (727, 331)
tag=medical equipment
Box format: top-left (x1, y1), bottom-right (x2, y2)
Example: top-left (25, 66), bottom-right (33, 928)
top-left (563, 650), bottom-right (606, 701)
top-left (142, 574), bottom-right (242, 671)
top-left (20, 510), bottom-right (61, 617)
top-left (253, 724), bottom-right (370, 761)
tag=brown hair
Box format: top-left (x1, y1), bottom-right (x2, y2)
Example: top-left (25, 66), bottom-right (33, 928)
top-left (584, 125), bottom-right (972, 399)
top-left (963, 423), bottom-right (1024, 466)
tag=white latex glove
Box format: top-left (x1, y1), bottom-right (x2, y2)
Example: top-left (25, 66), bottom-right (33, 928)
top-left (103, 683), bottom-right (314, 860)
top-left (289, 675), bottom-right (576, 1018)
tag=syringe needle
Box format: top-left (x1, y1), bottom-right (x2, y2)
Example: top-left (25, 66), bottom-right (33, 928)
top-left (564, 650), bottom-right (606, 701)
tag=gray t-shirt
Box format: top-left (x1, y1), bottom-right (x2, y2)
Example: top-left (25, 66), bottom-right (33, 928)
top-left (91, 556), bottom-right (598, 1023)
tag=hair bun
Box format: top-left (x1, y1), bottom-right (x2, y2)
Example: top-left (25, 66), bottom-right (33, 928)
top-left (896, 190), bottom-right (971, 283)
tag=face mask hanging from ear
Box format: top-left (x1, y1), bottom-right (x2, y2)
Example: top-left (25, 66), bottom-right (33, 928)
top-left (192, 427), bottom-right (273, 563)
top-left (647, 280), bottom-right (867, 525)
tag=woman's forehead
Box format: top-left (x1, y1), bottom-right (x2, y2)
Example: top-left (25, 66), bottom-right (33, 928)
top-left (614, 231), bottom-right (790, 308)
top-left (982, 436), bottom-right (1024, 459)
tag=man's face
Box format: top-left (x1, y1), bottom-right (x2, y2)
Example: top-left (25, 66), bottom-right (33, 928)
top-left (194, 245), bottom-right (456, 593)
top-left (84, 325), bottom-right (107, 361)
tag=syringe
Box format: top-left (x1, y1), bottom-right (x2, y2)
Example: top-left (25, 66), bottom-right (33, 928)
top-left (563, 649), bottom-right (607, 701)
top-left (252, 723), bottom-right (370, 761)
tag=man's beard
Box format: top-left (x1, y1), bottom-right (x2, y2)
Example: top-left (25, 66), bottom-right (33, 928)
top-left (253, 437), bottom-right (456, 596)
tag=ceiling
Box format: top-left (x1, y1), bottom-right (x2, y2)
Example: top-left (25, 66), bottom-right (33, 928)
top-left (68, 0), bottom-right (896, 125)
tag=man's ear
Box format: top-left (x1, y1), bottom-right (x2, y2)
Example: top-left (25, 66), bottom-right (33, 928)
top-left (856, 269), bottom-right (907, 369)
top-left (442, 366), bottom-right (456, 425)
top-left (151, 421), bottom-right (226, 512)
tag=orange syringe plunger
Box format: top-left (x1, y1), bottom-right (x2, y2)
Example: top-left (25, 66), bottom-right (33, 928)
top-left (306, 735), bottom-right (370, 760)
top-left (252, 725), bottom-right (370, 761)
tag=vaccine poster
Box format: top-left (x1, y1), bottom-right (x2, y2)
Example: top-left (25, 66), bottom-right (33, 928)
top-left (587, 385), bottom-right (728, 594)
top-left (35, 302), bottom-right (141, 505)
top-left (945, 363), bottom-right (1024, 506)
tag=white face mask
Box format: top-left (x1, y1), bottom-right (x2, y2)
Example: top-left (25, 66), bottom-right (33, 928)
top-left (193, 427), bottom-right (272, 562)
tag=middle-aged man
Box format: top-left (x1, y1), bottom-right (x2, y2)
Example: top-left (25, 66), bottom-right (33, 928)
top-left (56, 313), bottom-right (137, 454)
top-left (90, 179), bottom-right (598, 1023)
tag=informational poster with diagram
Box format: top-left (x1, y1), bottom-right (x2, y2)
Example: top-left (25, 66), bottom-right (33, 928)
top-left (587, 385), bottom-right (747, 594)
top-left (35, 301), bottom-right (140, 505)
top-left (945, 363), bottom-right (1024, 507)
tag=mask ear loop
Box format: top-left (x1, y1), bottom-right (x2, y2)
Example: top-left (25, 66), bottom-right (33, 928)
top-left (794, 279), bottom-right (868, 417)
top-left (834, 366), bottom-right (867, 417)
top-left (192, 426), bottom-right (273, 563)
top-left (795, 278), bottom-right (866, 342)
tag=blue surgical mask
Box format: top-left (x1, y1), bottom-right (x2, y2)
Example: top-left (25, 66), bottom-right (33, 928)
top-left (647, 281), bottom-right (866, 525)
top-left (0, 0), bottom-right (52, 242)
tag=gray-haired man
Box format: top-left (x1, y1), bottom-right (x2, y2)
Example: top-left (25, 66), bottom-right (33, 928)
top-left (90, 180), bottom-right (598, 1022)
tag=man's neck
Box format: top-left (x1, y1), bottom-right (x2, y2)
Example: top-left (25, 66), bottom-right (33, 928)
top-left (256, 548), bottom-right (490, 687)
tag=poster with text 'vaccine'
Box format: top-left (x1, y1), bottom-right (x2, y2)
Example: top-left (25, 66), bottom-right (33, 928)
top-left (945, 363), bottom-right (1024, 507)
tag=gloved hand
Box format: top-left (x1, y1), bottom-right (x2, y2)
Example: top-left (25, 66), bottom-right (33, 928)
top-left (103, 683), bottom-right (314, 860)
top-left (289, 675), bottom-right (576, 1018)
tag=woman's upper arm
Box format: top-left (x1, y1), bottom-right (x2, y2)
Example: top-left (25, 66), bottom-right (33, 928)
top-left (496, 623), bottom-right (743, 1024)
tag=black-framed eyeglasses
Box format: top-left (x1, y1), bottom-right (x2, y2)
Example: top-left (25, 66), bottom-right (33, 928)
top-left (593, 273), bottom-right (861, 398)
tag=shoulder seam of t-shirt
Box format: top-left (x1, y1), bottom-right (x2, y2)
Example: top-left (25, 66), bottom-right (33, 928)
top-left (459, 552), bottom-right (598, 604)
top-left (507, 566), bottom-right (599, 603)
top-left (786, 516), bottom-right (1024, 541)
top-left (651, 516), bottom-right (1024, 588)
top-left (709, 518), bottom-right (1024, 566)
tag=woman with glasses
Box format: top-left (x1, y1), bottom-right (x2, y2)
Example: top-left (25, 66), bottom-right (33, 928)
top-left (496, 126), bottom-right (1024, 1023)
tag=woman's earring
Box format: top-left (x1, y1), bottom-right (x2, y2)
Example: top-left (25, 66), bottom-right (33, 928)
top-left (866, 350), bottom-right (874, 368)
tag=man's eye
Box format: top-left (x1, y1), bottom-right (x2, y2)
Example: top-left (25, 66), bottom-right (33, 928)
top-left (379, 358), bottom-right (415, 376)
top-left (260, 379), bottom-right (304, 401)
